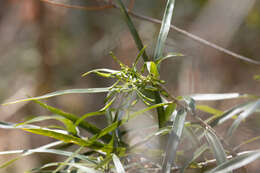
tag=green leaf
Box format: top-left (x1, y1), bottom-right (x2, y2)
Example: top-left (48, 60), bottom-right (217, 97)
top-left (205, 130), bottom-right (228, 165)
top-left (133, 45), bottom-right (147, 67)
top-left (34, 100), bottom-right (112, 143)
top-left (227, 99), bottom-right (260, 138)
top-left (0, 157), bottom-right (21, 169)
top-left (206, 150), bottom-right (260, 173)
top-left (112, 154), bottom-right (126, 173)
top-left (2, 87), bottom-right (111, 105)
top-left (17, 115), bottom-right (78, 135)
top-left (154, 91), bottom-right (166, 128)
top-left (234, 136), bottom-right (260, 151)
top-left (190, 93), bottom-right (246, 101)
top-left (146, 61), bottom-right (159, 79)
top-left (22, 128), bottom-right (105, 150)
top-left (162, 109), bottom-right (187, 173)
top-left (210, 101), bottom-right (254, 127)
top-left (197, 105), bottom-right (223, 115)
top-left (253, 75), bottom-right (260, 81)
top-left (82, 68), bottom-right (119, 78)
top-left (154, 0), bottom-right (176, 62)
top-left (23, 128), bottom-right (90, 146)
top-left (165, 103), bottom-right (176, 121)
top-left (155, 52), bottom-right (184, 64)
top-left (75, 111), bottom-right (105, 127)
top-left (115, 0), bottom-right (149, 62)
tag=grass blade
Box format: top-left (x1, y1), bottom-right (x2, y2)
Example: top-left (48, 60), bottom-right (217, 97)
top-left (205, 130), bottom-right (228, 166)
top-left (155, 52), bottom-right (183, 64)
top-left (17, 115), bottom-right (78, 135)
top-left (162, 109), bottom-right (187, 173)
top-left (210, 101), bottom-right (254, 127)
top-left (112, 154), bottom-right (126, 173)
top-left (82, 68), bottom-right (119, 78)
top-left (206, 150), bottom-right (260, 173)
top-left (227, 99), bottom-right (260, 138)
top-left (2, 87), bottom-right (111, 105)
top-left (154, 0), bottom-right (175, 61)
top-left (115, 0), bottom-right (148, 61)
top-left (190, 93), bottom-right (246, 101)
top-left (34, 100), bottom-right (112, 142)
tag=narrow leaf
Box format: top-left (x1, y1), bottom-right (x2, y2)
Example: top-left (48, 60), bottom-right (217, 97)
top-left (206, 150), bottom-right (260, 173)
top-left (155, 52), bottom-right (183, 64)
top-left (190, 93), bottom-right (246, 101)
top-left (17, 115), bottom-right (78, 135)
top-left (146, 61), bottom-right (159, 79)
top-left (227, 99), bottom-right (260, 137)
top-left (154, 0), bottom-right (176, 61)
top-left (205, 130), bottom-right (228, 165)
top-left (115, 0), bottom-right (148, 61)
top-left (162, 109), bottom-right (187, 173)
top-left (2, 87), bottom-right (111, 105)
top-left (34, 100), bottom-right (112, 142)
top-left (210, 101), bottom-right (254, 127)
top-left (112, 154), bottom-right (126, 173)
top-left (82, 68), bottom-right (119, 77)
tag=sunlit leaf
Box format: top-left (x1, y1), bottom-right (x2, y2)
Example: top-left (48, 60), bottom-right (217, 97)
top-left (22, 128), bottom-right (104, 150)
top-left (210, 101), bottom-right (254, 127)
top-left (206, 150), bottom-right (260, 173)
top-left (154, 0), bottom-right (176, 62)
top-left (190, 93), bottom-right (245, 101)
top-left (182, 96), bottom-right (196, 114)
top-left (0, 141), bottom-right (65, 169)
top-left (155, 52), bottom-right (184, 64)
top-left (227, 99), bottom-right (260, 138)
top-left (112, 154), bottom-right (126, 173)
top-left (197, 105), bottom-right (223, 115)
top-left (2, 87), bottom-right (111, 105)
top-left (162, 109), bottom-right (187, 173)
top-left (205, 130), bottom-right (228, 166)
top-left (82, 68), bottom-right (119, 78)
top-left (17, 115), bottom-right (78, 135)
top-left (146, 61), bottom-right (159, 79)
top-left (165, 103), bottom-right (176, 121)
top-left (34, 100), bottom-right (112, 143)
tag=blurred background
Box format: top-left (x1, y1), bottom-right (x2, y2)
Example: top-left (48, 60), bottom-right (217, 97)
top-left (0, 0), bottom-right (260, 172)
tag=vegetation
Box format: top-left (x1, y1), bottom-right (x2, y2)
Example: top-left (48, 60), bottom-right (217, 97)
top-left (0, 0), bottom-right (260, 172)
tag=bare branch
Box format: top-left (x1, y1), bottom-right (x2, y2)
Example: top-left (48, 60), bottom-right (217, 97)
top-left (40, 0), bottom-right (113, 11)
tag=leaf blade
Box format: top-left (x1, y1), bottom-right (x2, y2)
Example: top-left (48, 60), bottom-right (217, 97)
top-left (154, 0), bottom-right (176, 61)
top-left (2, 87), bottom-right (111, 105)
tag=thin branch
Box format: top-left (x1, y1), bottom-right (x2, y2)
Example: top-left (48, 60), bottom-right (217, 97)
top-left (40, 0), bottom-right (113, 11)
top-left (38, 0), bottom-right (260, 65)
top-left (128, 10), bottom-right (260, 65)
